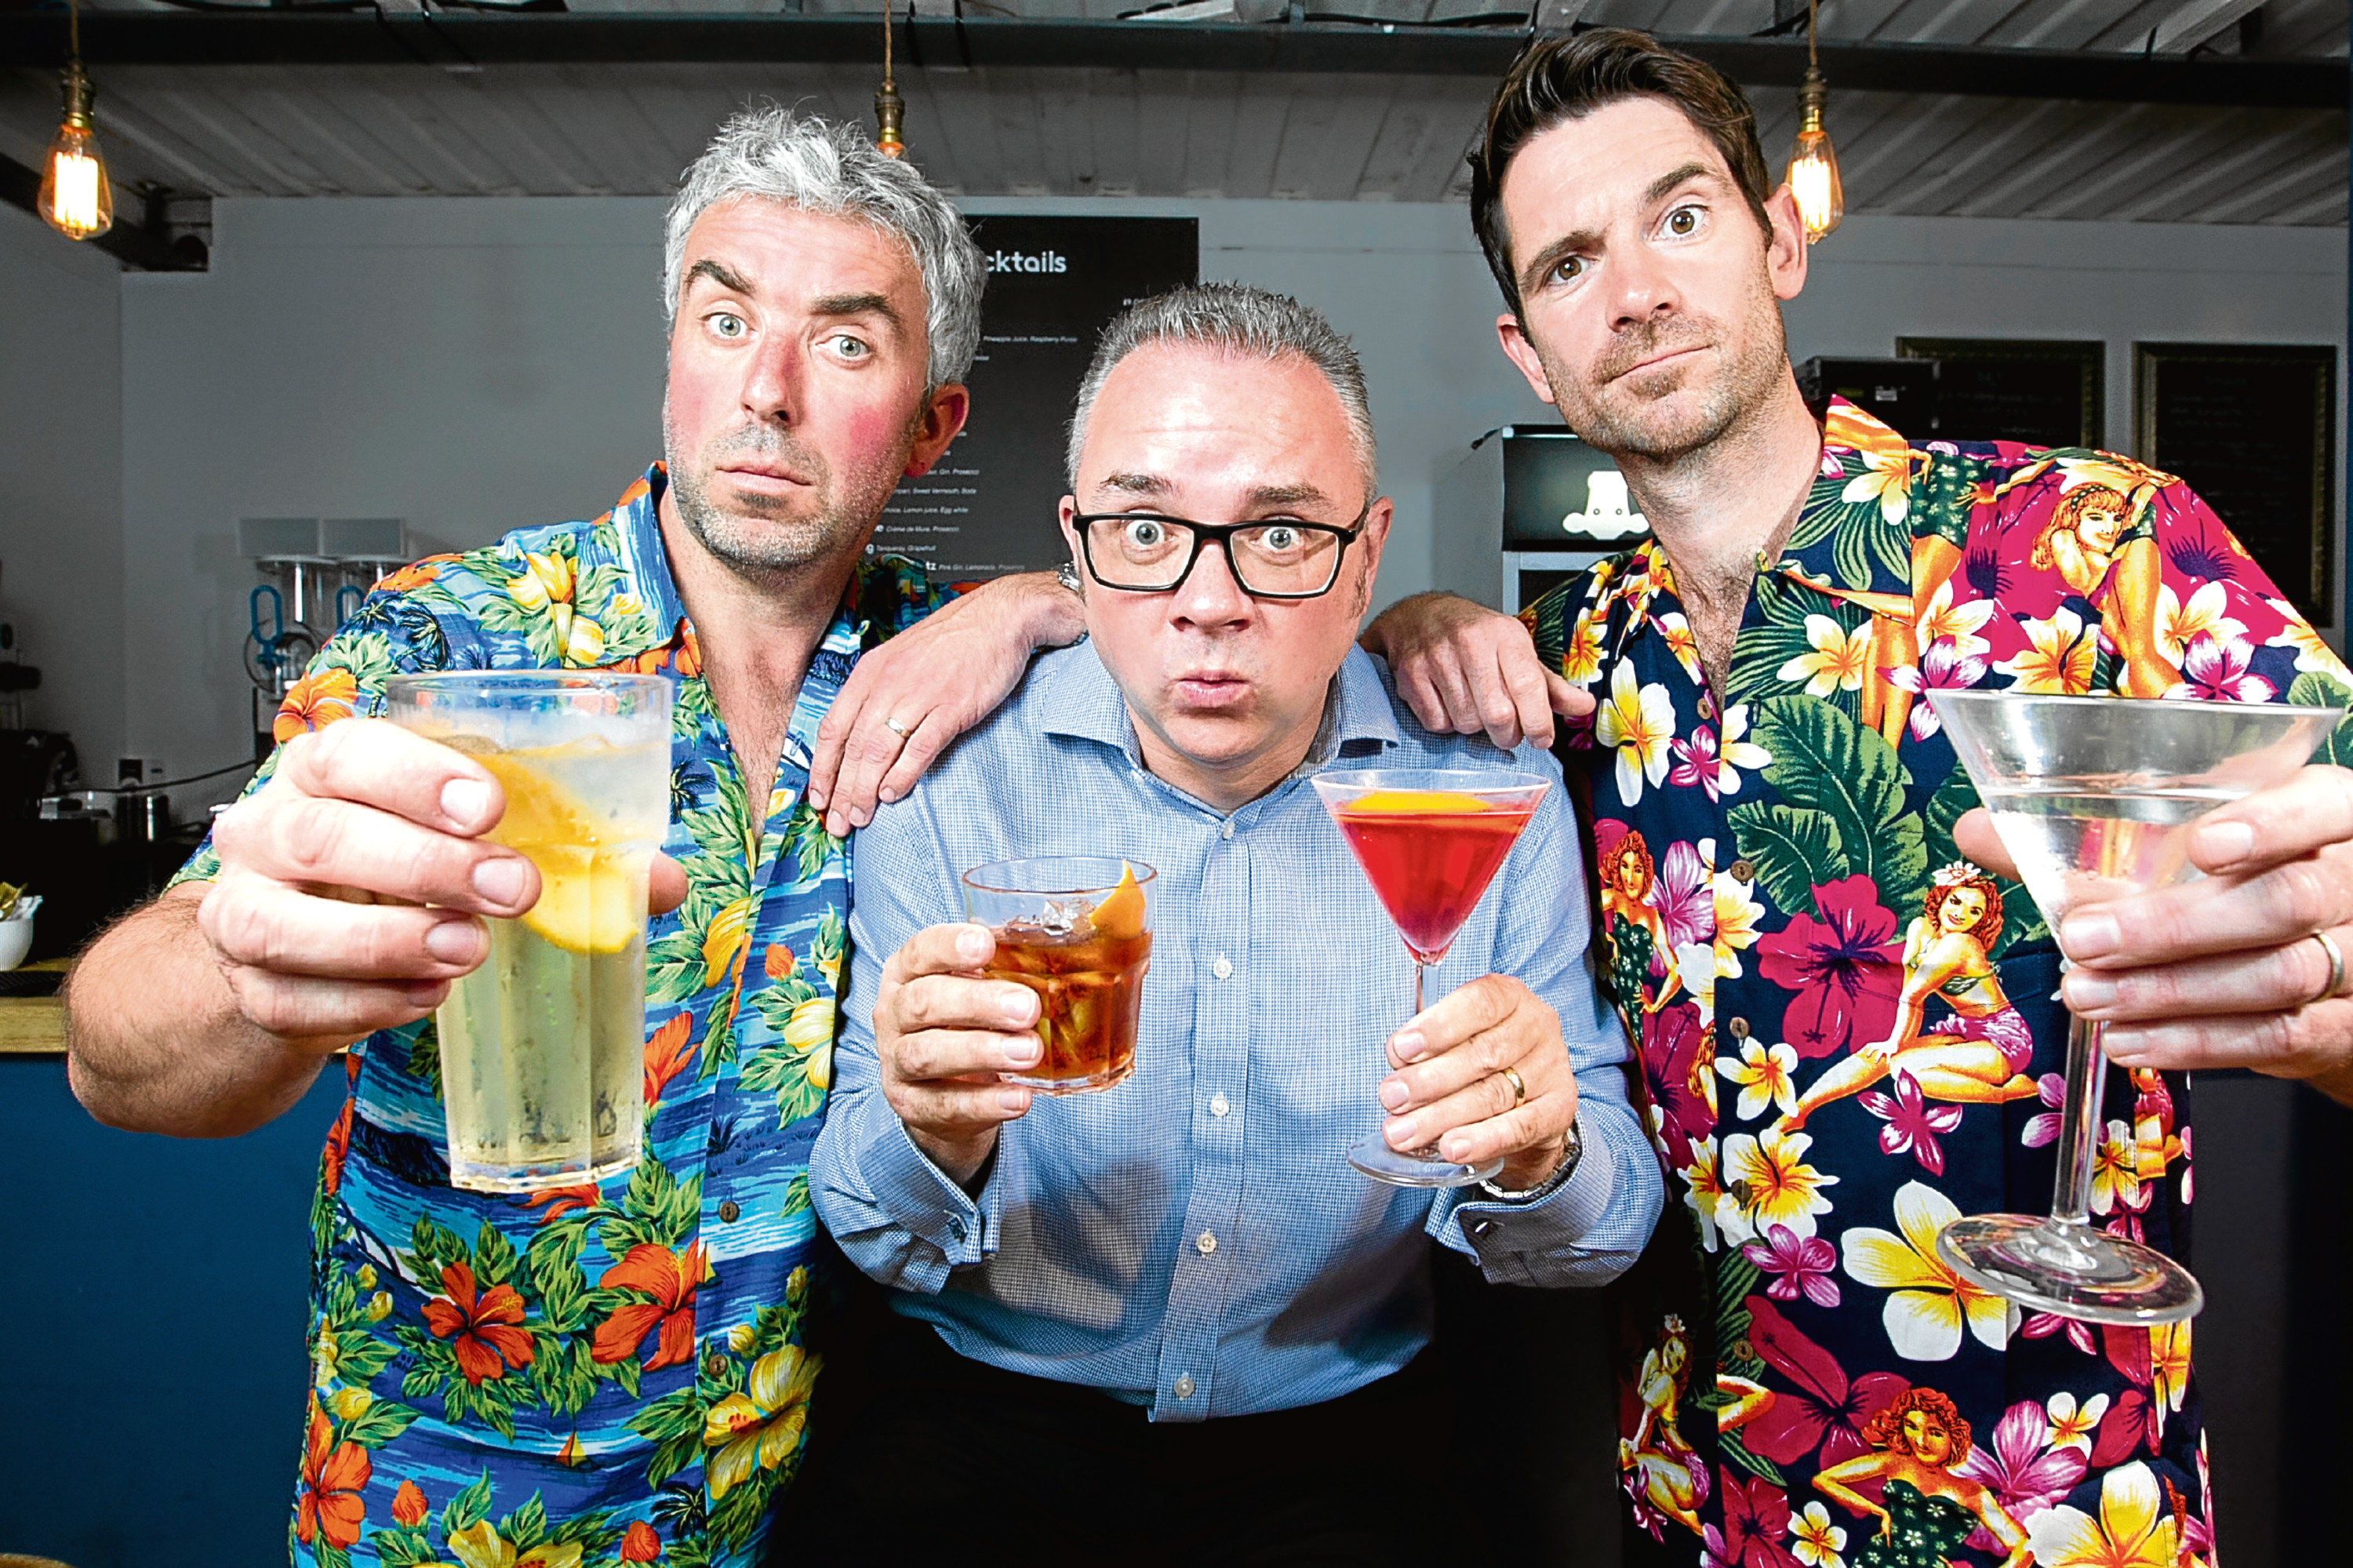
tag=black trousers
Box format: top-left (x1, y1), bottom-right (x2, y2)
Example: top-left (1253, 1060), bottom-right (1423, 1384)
top-left (776, 1305), bottom-right (1453, 1566)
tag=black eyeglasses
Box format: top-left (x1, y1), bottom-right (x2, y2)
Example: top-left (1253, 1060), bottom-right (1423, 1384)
top-left (1071, 505), bottom-right (1370, 600)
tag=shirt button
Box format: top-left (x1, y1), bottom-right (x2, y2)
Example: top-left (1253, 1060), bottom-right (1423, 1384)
top-left (717, 1199), bottom-right (740, 1223)
top-left (1195, 1230), bottom-right (1218, 1255)
top-left (947, 1214), bottom-right (968, 1241)
top-left (1729, 858), bottom-right (1755, 882)
top-left (1221, 820), bottom-right (1236, 841)
top-left (1173, 1374), bottom-right (1195, 1399)
top-left (1727, 1016), bottom-right (1751, 1040)
top-left (1209, 1093), bottom-right (1230, 1118)
top-left (1471, 1219), bottom-right (1493, 1239)
top-left (1212, 955), bottom-right (1234, 980)
top-left (705, 1352), bottom-right (728, 1378)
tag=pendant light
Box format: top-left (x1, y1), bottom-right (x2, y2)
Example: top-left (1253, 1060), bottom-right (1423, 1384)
top-left (39, 0), bottom-right (114, 242)
top-left (1785, 0), bottom-right (1842, 243)
top-left (875, 6), bottom-right (907, 159)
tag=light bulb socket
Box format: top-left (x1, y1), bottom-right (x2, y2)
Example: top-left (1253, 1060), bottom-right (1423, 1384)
top-left (875, 79), bottom-right (905, 158)
top-left (1796, 63), bottom-right (1827, 133)
top-left (60, 58), bottom-right (96, 128)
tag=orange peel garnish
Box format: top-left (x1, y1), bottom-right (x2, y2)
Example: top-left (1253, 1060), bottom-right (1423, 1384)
top-left (1337, 789), bottom-right (1495, 816)
top-left (1089, 862), bottom-right (1147, 940)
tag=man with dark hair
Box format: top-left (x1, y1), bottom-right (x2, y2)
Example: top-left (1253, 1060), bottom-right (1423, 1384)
top-left (1367, 27), bottom-right (2353, 1563)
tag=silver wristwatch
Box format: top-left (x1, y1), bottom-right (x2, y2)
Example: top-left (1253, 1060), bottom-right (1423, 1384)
top-left (1478, 1116), bottom-right (1584, 1203)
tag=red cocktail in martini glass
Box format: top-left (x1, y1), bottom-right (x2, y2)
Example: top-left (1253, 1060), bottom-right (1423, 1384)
top-left (1312, 767), bottom-right (1551, 1187)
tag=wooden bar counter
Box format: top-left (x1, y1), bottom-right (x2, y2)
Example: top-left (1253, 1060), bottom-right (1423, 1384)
top-left (0, 959), bottom-right (68, 1054)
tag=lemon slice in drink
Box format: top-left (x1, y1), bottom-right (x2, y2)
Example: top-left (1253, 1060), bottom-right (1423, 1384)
top-left (477, 751), bottom-right (641, 955)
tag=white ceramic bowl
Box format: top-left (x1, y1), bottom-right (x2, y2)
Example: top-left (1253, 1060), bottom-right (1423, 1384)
top-left (0, 915), bottom-right (32, 971)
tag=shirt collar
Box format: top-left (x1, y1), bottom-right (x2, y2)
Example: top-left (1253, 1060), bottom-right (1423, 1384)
top-left (607, 462), bottom-right (692, 648)
top-left (1598, 395), bottom-right (1921, 648)
top-left (1031, 640), bottom-right (1400, 771)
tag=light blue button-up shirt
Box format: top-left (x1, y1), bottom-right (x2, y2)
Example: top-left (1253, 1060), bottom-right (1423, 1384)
top-left (812, 642), bottom-right (1661, 1421)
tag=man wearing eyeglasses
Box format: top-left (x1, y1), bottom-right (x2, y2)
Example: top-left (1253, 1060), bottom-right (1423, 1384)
top-left (798, 283), bottom-right (1660, 1563)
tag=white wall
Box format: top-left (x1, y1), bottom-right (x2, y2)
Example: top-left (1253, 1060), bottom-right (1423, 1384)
top-left (0, 204), bottom-right (125, 776)
top-left (108, 198), bottom-right (2350, 818)
top-left (119, 199), bottom-right (671, 805)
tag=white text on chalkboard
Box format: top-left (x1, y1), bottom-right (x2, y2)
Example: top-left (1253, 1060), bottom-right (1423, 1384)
top-left (988, 249), bottom-right (1067, 275)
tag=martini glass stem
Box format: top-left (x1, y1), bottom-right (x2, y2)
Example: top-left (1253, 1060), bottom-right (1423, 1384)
top-left (1410, 951), bottom-right (1427, 1018)
top-left (2045, 1010), bottom-right (2110, 1252)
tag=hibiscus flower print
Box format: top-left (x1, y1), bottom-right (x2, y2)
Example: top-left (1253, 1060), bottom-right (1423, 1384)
top-left (591, 1241), bottom-right (709, 1372)
top-left (294, 1397), bottom-right (370, 1552)
top-left (1653, 839), bottom-right (1715, 951)
top-left (1642, 1002), bottom-right (1715, 1152)
top-left (1755, 875), bottom-right (1903, 1060)
top-left (1738, 1296), bottom-right (1911, 1473)
top-left (1703, 1470), bottom-right (1802, 1568)
top-left (1953, 1397), bottom-right (2089, 1526)
top-left (420, 1261), bottom-right (536, 1385)
top-left (275, 665), bottom-right (360, 744)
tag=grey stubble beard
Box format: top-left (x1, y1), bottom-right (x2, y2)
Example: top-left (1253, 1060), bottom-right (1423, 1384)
top-left (663, 410), bottom-right (894, 582)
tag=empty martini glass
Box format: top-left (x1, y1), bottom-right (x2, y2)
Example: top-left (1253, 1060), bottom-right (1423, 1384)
top-left (1927, 689), bottom-right (2341, 1323)
top-left (1312, 768), bottom-right (1550, 1187)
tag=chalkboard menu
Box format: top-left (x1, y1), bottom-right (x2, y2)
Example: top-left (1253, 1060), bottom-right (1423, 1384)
top-left (872, 216), bottom-right (1199, 581)
top-left (2136, 343), bottom-right (2337, 626)
top-left (1897, 338), bottom-right (2104, 449)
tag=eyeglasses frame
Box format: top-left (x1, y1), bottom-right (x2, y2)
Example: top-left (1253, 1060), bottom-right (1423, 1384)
top-left (1067, 502), bottom-right (1373, 601)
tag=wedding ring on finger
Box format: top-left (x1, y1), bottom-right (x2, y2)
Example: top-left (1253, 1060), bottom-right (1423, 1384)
top-left (2307, 930), bottom-right (2345, 1006)
top-left (1498, 1064), bottom-right (1528, 1108)
top-left (882, 715), bottom-right (911, 739)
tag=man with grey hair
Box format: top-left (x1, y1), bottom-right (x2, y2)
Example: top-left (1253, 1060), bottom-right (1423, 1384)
top-left (801, 282), bottom-right (1659, 1562)
top-left (66, 107), bottom-right (1080, 1565)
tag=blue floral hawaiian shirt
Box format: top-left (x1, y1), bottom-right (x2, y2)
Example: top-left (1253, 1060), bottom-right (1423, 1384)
top-left (169, 464), bottom-right (944, 1568)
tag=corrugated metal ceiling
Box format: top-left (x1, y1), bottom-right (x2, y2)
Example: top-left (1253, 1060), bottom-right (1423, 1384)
top-left (0, 0), bottom-right (2342, 224)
